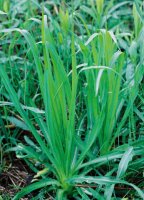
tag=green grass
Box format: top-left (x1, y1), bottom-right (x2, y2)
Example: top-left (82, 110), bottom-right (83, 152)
top-left (0, 0), bottom-right (144, 199)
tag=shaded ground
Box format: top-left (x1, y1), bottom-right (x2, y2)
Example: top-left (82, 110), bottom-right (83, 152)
top-left (0, 158), bottom-right (31, 200)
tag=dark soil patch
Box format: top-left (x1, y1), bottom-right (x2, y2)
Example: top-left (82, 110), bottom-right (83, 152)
top-left (0, 158), bottom-right (32, 199)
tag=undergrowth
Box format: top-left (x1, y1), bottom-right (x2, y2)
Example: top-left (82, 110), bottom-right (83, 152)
top-left (0, 0), bottom-right (144, 199)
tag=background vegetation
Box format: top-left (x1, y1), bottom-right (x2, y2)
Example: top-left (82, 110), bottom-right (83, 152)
top-left (0, 0), bottom-right (144, 199)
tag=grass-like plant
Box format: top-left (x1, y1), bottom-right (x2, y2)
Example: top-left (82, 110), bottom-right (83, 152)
top-left (0, 0), bottom-right (144, 199)
top-left (0, 12), bottom-right (144, 199)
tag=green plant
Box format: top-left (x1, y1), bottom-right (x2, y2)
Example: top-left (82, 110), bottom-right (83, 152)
top-left (0, 13), bottom-right (144, 199)
top-left (0, 0), bottom-right (144, 199)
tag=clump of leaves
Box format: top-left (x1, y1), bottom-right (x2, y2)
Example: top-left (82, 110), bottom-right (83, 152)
top-left (0, 1), bottom-right (144, 200)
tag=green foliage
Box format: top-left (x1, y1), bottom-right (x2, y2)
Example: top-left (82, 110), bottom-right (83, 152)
top-left (0, 0), bottom-right (144, 199)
